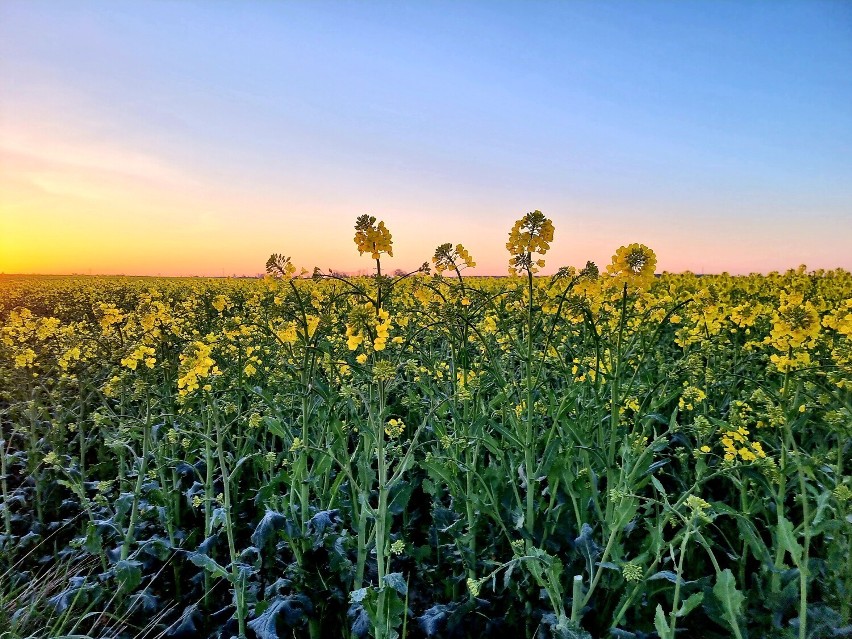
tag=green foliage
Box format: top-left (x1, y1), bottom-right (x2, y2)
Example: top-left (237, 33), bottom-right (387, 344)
top-left (1, 263), bottom-right (850, 638)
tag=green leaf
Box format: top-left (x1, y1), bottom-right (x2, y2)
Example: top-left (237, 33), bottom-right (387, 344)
top-left (188, 552), bottom-right (229, 581)
top-left (248, 601), bottom-right (283, 639)
top-left (654, 603), bottom-right (670, 639)
top-left (778, 516), bottom-right (803, 565)
top-left (262, 416), bottom-right (288, 439)
top-left (83, 521), bottom-right (102, 555)
top-left (811, 490), bottom-right (831, 529)
top-left (649, 570), bottom-right (682, 585)
top-left (712, 569), bottom-right (744, 632)
top-left (736, 516), bottom-right (772, 564)
top-left (650, 476), bottom-right (667, 497)
top-left (676, 591), bottom-right (704, 618)
top-left (210, 507), bottom-right (227, 531)
top-left (115, 559), bottom-right (142, 594)
top-left (114, 492), bottom-right (135, 522)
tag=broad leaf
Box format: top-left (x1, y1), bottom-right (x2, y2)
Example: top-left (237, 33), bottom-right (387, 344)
top-left (777, 516), bottom-right (803, 565)
top-left (712, 569), bottom-right (744, 632)
top-left (383, 572), bottom-right (408, 596)
top-left (115, 559), bottom-right (142, 594)
top-left (252, 509), bottom-right (287, 548)
top-left (188, 552), bottom-right (229, 580)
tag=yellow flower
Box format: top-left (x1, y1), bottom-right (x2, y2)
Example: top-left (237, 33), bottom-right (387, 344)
top-left (506, 210), bottom-right (555, 275)
top-left (607, 244), bottom-right (657, 288)
top-left (347, 327), bottom-right (364, 350)
top-left (433, 243), bottom-right (476, 274)
top-left (177, 340), bottom-right (219, 396)
top-left (265, 254), bottom-right (298, 278)
top-left (14, 349), bottom-right (36, 369)
top-left (678, 385), bottom-right (706, 411)
top-left (212, 294), bottom-right (228, 312)
top-left (385, 418), bottom-right (405, 438)
top-left (354, 214), bottom-right (393, 260)
top-left (373, 308), bottom-right (392, 351)
top-left (305, 315), bottom-right (320, 338)
top-left (765, 291), bottom-right (821, 372)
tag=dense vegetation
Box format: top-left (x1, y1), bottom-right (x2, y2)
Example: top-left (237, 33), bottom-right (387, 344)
top-left (1, 213), bottom-right (850, 639)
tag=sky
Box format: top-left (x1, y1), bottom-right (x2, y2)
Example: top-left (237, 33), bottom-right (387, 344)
top-left (1, 1), bottom-right (851, 276)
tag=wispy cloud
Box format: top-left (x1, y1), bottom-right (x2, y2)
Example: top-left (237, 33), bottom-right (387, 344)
top-left (0, 125), bottom-right (185, 186)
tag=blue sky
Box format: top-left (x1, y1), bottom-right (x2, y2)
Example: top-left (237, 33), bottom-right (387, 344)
top-left (1, 1), bottom-right (851, 275)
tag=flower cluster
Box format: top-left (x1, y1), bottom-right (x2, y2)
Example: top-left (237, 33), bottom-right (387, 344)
top-left (432, 243), bottom-right (476, 275)
top-left (720, 426), bottom-right (766, 462)
top-left (345, 304), bottom-right (393, 358)
top-left (506, 210), bottom-right (554, 275)
top-left (212, 294), bottom-right (230, 313)
top-left (120, 344), bottom-right (156, 370)
top-left (765, 291), bottom-right (820, 371)
top-left (678, 384), bottom-right (706, 411)
top-left (385, 418), bottom-right (405, 439)
top-left (266, 254), bottom-right (305, 279)
top-left (96, 303), bottom-right (125, 333)
top-left (374, 308), bottom-right (391, 351)
top-left (354, 214), bottom-right (393, 260)
top-left (177, 339), bottom-right (220, 395)
top-left (685, 495), bottom-right (713, 524)
top-left (466, 577), bottom-right (482, 598)
top-left (607, 243), bottom-right (657, 288)
top-left (622, 563), bottom-right (644, 583)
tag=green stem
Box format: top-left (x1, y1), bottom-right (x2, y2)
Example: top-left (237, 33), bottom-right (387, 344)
top-left (668, 523), bottom-right (693, 637)
top-left (216, 410), bottom-right (246, 638)
top-left (374, 379), bottom-right (389, 638)
top-left (120, 408), bottom-right (150, 561)
top-left (0, 421), bottom-right (12, 556)
top-left (524, 264), bottom-right (535, 537)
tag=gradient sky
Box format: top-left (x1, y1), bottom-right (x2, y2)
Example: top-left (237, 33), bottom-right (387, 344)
top-left (1, 1), bottom-right (851, 276)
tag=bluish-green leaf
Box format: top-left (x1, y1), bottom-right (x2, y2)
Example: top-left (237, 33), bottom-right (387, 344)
top-left (383, 572), bottom-right (408, 596)
top-left (252, 510), bottom-right (287, 548)
top-left (350, 587), bottom-right (368, 604)
top-left (115, 559), bottom-right (142, 594)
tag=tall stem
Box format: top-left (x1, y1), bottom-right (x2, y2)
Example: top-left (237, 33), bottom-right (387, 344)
top-left (0, 421), bottom-right (12, 548)
top-left (374, 379), bottom-right (389, 637)
top-left (121, 401), bottom-right (150, 561)
top-left (524, 264), bottom-right (535, 536)
top-left (216, 410), bottom-right (246, 638)
top-left (668, 524), bottom-right (693, 637)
